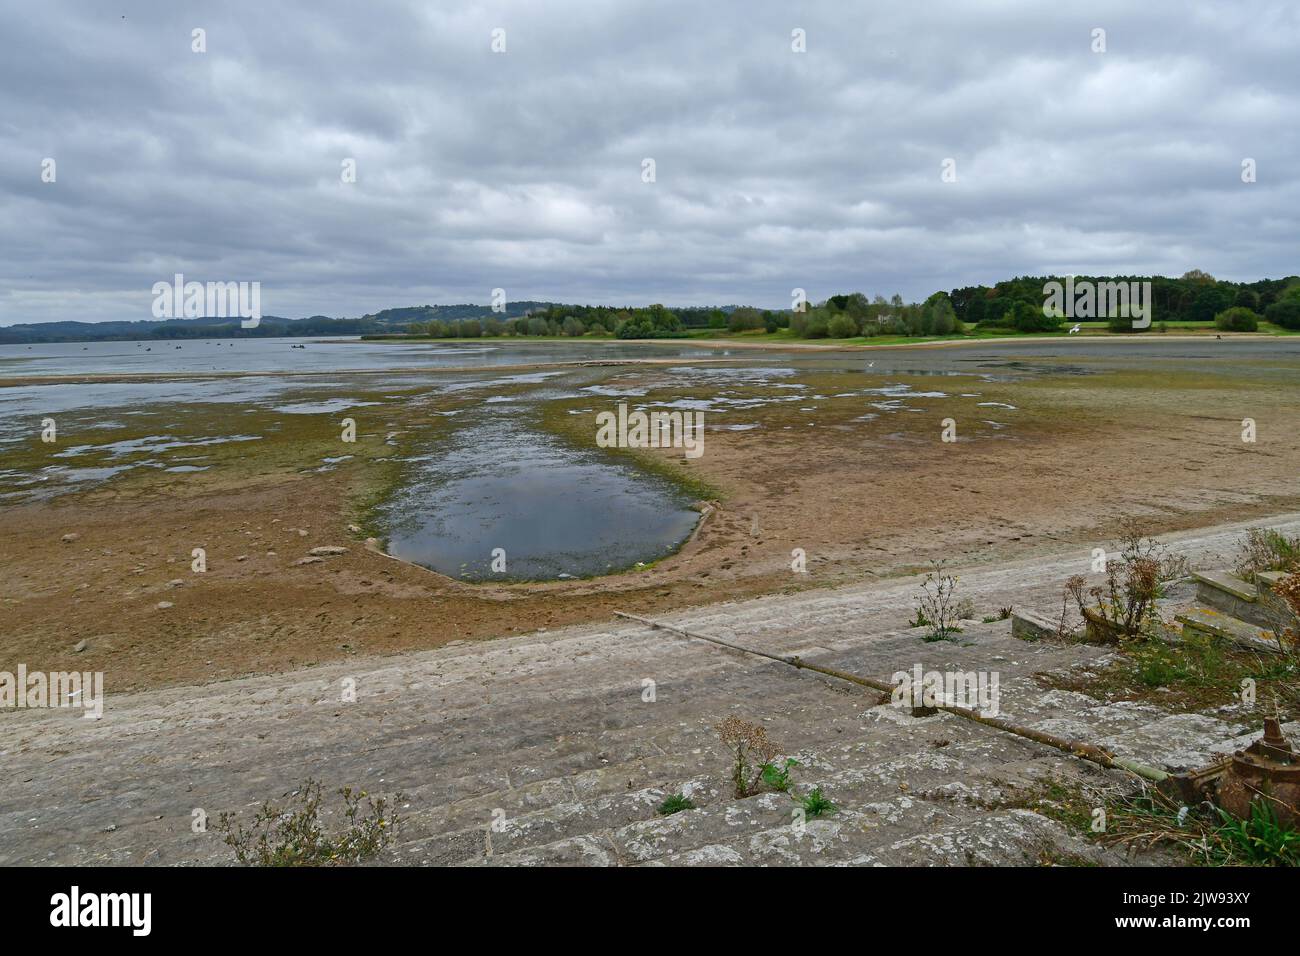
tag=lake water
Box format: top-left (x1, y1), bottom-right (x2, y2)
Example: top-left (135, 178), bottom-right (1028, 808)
top-left (0, 336), bottom-right (730, 377)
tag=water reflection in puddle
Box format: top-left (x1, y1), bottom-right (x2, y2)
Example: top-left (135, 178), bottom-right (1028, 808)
top-left (379, 413), bottom-right (699, 581)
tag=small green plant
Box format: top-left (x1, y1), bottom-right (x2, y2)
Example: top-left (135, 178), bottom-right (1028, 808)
top-left (981, 605), bottom-right (1014, 624)
top-left (1132, 644), bottom-right (1191, 687)
top-left (715, 716), bottom-right (780, 798)
top-left (1214, 801), bottom-right (1300, 866)
top-left (800, 787), bottom-right (837, 818)
top-left (1129, 629), bottom-right (1225, 688)
top-left (656, 793), bottom-right (696, 816)
top-left (761, 758), bottom-right (799, 792)
top-left (217, 779), bottom-right (402, 867)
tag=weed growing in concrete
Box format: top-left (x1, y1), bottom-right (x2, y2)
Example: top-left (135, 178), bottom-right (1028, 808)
top-left (800, 787), bottom-right (837, 817)
top-left (761, 757), bottom-right (799, 792)
top-left (915, 562), bottom-right (961, 642)
top-left (657, 793), bottom-right (696, 816)
top-left (1064, 521), bottom-right (1179, 642)
top-left (217, 779), bottom-right (402, 866)
top-left (978, 606), bottom-right (1015, 624)
top-left (1041, 635), bottom-right (1299, 714)
top-left (1233, 527), bottom-right (1300, 582)
top-left (1130, 632), bottom-right (1224, 688)
top-left (715, 716), bottom-right (780, 798)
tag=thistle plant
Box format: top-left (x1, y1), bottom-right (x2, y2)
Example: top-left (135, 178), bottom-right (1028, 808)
top-left (217, 778), bottom-right (402, 866)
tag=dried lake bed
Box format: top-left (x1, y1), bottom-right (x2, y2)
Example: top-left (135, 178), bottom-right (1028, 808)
top-left (2, 336), bottom-right (1300, 691)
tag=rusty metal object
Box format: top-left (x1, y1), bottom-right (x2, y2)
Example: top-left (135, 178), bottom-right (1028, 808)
top-left (1215, 718), bottom-right (1300, 827)
top-left (1157, 759), bottom-right (1227, 806)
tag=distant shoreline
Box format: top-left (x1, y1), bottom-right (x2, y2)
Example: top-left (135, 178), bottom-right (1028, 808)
top-left (0, 333), bottom-right (1276, 387)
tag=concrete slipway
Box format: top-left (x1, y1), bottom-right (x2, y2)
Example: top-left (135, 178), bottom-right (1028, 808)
top-left (3, 514), bottom-right (1298, 866)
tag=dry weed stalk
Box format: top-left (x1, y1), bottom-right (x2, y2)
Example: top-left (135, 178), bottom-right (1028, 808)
top-left (714, 716), bottom-right (779, 798)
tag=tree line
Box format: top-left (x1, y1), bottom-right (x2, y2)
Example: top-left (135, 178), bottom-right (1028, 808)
top-left (948, 270), bottom-right (1300, 333)
top-left (407, 270), bottom-right (1300, 341)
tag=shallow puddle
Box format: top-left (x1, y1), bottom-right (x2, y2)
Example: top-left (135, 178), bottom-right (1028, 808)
top-left (378, 411), bottom-right (699, 581)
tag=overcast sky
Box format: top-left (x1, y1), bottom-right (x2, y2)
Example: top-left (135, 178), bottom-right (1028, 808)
top-left (1, 1), bottom-right (1296, 325)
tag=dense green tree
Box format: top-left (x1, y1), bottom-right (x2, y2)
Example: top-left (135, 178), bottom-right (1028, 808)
top-left (1264, 299), bottom-right (1300, 330)
top-left (1234, 288), bottom-right (1260, 311)
top-left (727, 307), bottom-right (764, 332)
top-left (1188, 286), bottom-right (1235, 322)
top-left (1003, 300), bottom-right (1059, 332)
top-left (827, 312), bottom-right (858, 338)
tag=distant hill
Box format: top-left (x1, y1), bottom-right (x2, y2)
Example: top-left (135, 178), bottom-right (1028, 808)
top-left (361, 302), bottom-right (553, 325)
top-left (0, 302), bottom-right (559, 344)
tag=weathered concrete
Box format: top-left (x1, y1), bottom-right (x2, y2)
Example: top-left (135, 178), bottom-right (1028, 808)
top-left (3, 513), bottom-right (1299, 866)
top-left (1193, 570), bottom-right (1257, 604)
top-left (1011, 607), bottom-right (1063, 643)
top-left (1177, 606), bottom-right (1283, 654)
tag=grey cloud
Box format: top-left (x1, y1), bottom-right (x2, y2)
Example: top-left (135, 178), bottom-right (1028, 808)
top-left (1, 0), bottom-right (1296, 324)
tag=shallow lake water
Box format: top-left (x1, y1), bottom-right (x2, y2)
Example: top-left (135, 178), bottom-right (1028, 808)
top-left (0, 336), bottom-right (731, 377)
top-left (378, 409), bottom-right (699, 581)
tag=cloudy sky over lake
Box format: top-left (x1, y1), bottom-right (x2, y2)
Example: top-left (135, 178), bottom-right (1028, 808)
top-left (2, 0), bottom-right (1296, 324)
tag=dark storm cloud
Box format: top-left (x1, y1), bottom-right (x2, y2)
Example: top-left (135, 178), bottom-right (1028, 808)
top-left (1, 0), bottom-right (1296, 323)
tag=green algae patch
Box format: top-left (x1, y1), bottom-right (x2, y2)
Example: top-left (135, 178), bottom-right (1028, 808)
top-left (0, 386), bottom-right (419, 505)
top-left (538, 397), bottom-right (724, 504)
